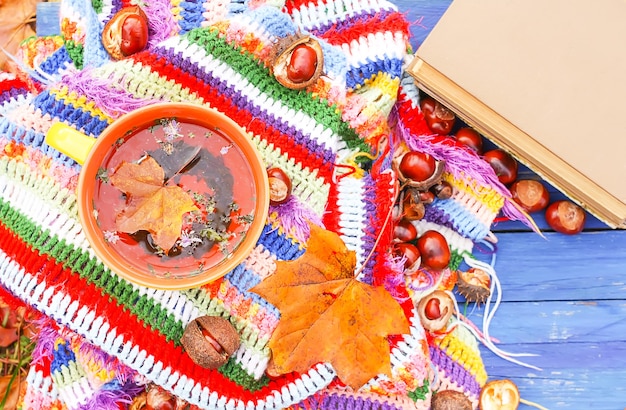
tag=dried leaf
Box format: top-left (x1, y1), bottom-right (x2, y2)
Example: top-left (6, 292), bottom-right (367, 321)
top-left (110, 156), bottom-right (199, 252)
top-left (250, 224), bottom-right (410, 389)
top-left (0, 0), bottom-right (37, 71)
top-left (0, 374), bottom-right (26, 410)
top-left (0, 306), bottom-right (19, 327)
top-left (0, 307), bottom-right (19, 347)
top-left (148, 140), bottom-right (201, 181)
top-left (0, 326), bottom-right (17, 347)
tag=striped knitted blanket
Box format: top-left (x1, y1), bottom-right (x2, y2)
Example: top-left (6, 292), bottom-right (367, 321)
top-left (0, 1), bottom-right (532, 409)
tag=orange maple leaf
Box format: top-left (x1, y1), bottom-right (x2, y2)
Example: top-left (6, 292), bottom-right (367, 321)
top-left (250, 223), bottom-right (410, 389)
top-left (110, 156), bottom-right (199, 252)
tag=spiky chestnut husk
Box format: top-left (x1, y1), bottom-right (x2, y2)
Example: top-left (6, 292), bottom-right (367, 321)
top-left (270, 33), bottom-right (324, 90)
top-left (457, 267), bottom-right (491, 304)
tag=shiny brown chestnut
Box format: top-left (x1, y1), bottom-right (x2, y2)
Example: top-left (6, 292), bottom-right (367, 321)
top-left (420, 96), bottom-right (456, 135)
top-left (181, 316), bottom-right (240, 369)
top-left (129, 384), bottom-right (179, 410)
top-left (267, 167), bottom-right (292, 205)
top-left (416, 230), bottom-right (450, 270)
top-left (545, 200), bottom-right (586, 234)
top-left (102, 6), bottom-right (149, 60)
top-left (272, 35), bottom-right (324, 90)
top-left (287, 44), bottom-right (317, 83)
top-left (419, 190), bottom-right (436, 205)
top-left (454, 127), bottom-right (484, 154)
top-left (510, 179), bottom-right (550, 213)
top-left (395, 152), bottom-right (446, 191)
top-left (483, 149), bottom-right (518, 185)
top-left (394, 242), bottom-right (421, 272)
top-left (394, 219), bottom-right (418, 243)
top-left (398, 151), bottom-right (436, 182)
top-left (145, 386), bottom-right (177, 410)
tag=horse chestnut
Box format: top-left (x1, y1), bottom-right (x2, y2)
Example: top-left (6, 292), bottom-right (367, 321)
top-left (394, 242), bottom-right (420, 271)
top-left (272, 35), bottom-right (324, 90)
top-left (145, 386), bottom-right (177, 410)
top-left (102, 6), bottom-right (149, 60)
top-left (423, 297), bottom-right (442, 320)
top-left (416, 230), bottom-right (450, 270)
top-left (479, 379), bottom-right (520, 410)
top-left (417, 290), bottom-right (454, 332)
top-left (181, 316), bottom-right (240, 369)
top-left (545, 200), bottom-right (586, 234)
top-left (398, 151), bottom-right (437, 183)
top-left (419, 190), bottom-right (436, 205)
top-left (394, 219), bottom-right (417, 242)
top-left (483, 149), bottom-right (518, 185)
top-left (420, 96), bottom-right (456, 135)
top-left (120, 14), bottom-right (149, 56)
top-left (430, 180), bottom-right (453, 200)
top-left (510, 179), bottom-right (550, 213)
top-left (287, 44), bottom-right (318, 83)
top-left (454, 127), bottom-right (484, 154)
top-left (267, 167), bottom-right (292, 205)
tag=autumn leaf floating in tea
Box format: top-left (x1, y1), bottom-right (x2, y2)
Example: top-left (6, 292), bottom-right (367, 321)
top-left (110, 156), bottom-right (199, 252)
top-left (250, 223), bottom-right (410, 389)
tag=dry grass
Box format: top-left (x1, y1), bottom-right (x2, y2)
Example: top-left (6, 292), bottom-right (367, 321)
top-left (0, 305), bottom-right (36, 410)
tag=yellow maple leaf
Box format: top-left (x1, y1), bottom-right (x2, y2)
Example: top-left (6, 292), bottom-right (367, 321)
top-left (110, 156), bottom-right (199, 252)
top-left (250, 223), bottom-right (410, 389)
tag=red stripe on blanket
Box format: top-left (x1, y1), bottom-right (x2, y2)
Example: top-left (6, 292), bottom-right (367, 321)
top-left (0, 222), bottom-right (310, 403)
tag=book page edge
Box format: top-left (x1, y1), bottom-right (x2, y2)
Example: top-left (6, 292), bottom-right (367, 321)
top-left (406, 58), bottom-right (626, 229)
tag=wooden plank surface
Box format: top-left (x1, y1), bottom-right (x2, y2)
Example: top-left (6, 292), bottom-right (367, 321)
top-left (396, 0), bottom-right (626, 408)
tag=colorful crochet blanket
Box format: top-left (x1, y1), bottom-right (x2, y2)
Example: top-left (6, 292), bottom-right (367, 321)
top-left (0, 0), bottom-right (533, 409)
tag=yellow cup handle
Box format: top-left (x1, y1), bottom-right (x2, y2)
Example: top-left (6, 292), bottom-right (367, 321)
top-left (45, 122), bottom-right (96, 165)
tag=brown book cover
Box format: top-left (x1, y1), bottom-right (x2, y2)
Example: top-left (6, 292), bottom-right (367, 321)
top-left (406, 0), bottom-right (626, 228)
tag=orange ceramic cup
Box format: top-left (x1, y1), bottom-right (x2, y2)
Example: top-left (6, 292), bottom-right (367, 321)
top-left (46, 103), bottom-right (269, 290)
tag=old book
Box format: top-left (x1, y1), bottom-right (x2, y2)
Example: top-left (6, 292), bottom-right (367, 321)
top-left (406, 0), bottom-right (626, 228)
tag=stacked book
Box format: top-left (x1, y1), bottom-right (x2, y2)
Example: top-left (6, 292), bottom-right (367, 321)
top-left (407, 0), bottom-right (626, 228)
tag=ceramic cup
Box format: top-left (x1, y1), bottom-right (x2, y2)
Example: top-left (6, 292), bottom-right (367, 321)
top-left (46, 103), bottom-right (269, 290)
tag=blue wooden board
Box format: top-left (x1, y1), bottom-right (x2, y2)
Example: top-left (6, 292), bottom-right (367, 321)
top-left (395, 0), bottom-right (626, 408)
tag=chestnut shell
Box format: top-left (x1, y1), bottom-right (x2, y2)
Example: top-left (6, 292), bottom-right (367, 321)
top-left (479, 379), bottom-right (520, 410)
top-left (417, 290), bottom-right (454, 332)
top-left (393, 152), bottom-right (446, 191)
top-left (431, 390), bottom-right (472, 410)
top-left (457, 268), bottom-right (491, 304)
top-left (102, 6), bottom-right (149, 60)
top-left (399, 188), bottom-right (426, 221)
top-left (271, 35), bottom-right (324, 90)
top-left (181, 316), bottom-right (241, 369)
